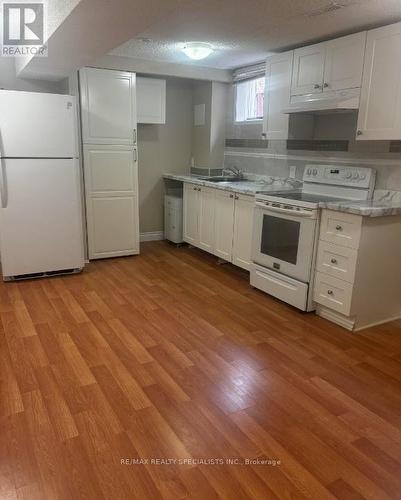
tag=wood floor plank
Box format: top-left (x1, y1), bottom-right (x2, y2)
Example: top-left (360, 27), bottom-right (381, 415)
top-left (1, 241), bottom-right (401, 499)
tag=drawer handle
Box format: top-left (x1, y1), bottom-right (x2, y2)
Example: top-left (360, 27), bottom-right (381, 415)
top-left (335, 225), bottom-right (343, 231)
top-left (327, 290), bottom-right (334, 295)
top-left (331, 258), bottom-right (338, 264)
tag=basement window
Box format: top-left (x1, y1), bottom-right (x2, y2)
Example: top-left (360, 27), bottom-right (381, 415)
top-left (235, 77), bottom-right (265, 123)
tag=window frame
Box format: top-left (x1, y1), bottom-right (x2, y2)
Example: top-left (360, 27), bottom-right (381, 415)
top-left (234, 75), bottom-right (266, 124)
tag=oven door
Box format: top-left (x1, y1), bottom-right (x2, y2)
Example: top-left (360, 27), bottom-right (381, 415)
top-left (252, 202), bottom-right (317, 283)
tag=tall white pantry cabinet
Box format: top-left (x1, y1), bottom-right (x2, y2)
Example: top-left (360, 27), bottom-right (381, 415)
top-left (80, 68), bottom-right (140, 259)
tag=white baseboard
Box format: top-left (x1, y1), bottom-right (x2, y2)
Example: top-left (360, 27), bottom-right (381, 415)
top-left (317, 305), bottom-right (401, 332)
top-left (354, 314), bottom-right (401, 331)
top-left (140, 231), bottom-right (165, 242)
top-left (316, 306), bottom-right (355, 331)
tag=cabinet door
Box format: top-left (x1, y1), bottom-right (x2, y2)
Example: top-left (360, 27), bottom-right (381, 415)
top-left (214, 190), bottom-right (235, 261)
top-left (357, 22), bottom-right (401, 140)
top-left (183, 183), bottom-right (200, 245)
top-left (263, 51), bottom-right (293, 140)
top-left (84, 145), bottom-right (139, 259)
top-left (137, 77), bottom-right (166, 124)
top-left (198, 187), bottom-right (216, 252)
top-left (80, 68), bottom-right (137, 145)
top-left (291, 43), bottom-right (325, 95)
top-left (323, 32), bottom-right (366, 91)
top-left (232, 194), bottom-right (254, 271)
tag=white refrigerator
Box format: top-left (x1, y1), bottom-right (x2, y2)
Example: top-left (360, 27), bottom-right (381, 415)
top-left (0, 90), bottom-right (85, 280)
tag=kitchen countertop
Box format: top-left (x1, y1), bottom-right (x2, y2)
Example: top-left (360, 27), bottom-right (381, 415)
top-left (321, 190), bottom-right (401, 217)
top-left (164, 174), bottom-right (401, 217)
top-left (163, 173), bottom-right (297, 195)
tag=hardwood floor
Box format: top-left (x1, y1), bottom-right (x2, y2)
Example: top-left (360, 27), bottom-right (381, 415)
top-left (1, 241), bottom-right (401, 499)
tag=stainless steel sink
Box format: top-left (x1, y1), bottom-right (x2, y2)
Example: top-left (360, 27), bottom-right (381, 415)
top-left (202, 176), bottom-right (250, 183)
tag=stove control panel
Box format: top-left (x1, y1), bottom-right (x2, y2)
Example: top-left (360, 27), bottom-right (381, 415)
top-left (303, 164), bottom-right (375, 189)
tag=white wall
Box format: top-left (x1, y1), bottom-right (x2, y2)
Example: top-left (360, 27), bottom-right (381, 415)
top-left (0, 58), bottom-right (65, 93)
top-left (210, 82), bottom-right (228, 169)
top-left (138, 77), bottom-right (193, 233)
top-left (192, 81), bottom-right (212, 168)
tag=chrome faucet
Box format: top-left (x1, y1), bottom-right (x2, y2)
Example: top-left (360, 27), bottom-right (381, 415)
top-left (223, 165), bottom-right (244, 179)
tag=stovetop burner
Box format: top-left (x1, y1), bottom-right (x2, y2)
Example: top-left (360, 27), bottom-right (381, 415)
top-left (257, 190), bottom-right (349, 204)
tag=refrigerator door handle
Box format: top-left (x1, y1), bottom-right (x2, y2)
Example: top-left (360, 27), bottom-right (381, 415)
top-left (0, 131), bottom-right (7, 208)
top-left (0, 158), bottom-right (7, 209)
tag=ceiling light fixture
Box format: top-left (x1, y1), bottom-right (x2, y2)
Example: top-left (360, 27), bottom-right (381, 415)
top-left (182, 42), bottom-right (214, 60)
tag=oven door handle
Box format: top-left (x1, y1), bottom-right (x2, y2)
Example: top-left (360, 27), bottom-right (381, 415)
top-left (255, 201), bottom-right (314, 218)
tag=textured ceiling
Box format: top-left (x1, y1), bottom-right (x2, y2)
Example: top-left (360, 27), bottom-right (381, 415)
top-left (110, 0), bottom-right (401, 69)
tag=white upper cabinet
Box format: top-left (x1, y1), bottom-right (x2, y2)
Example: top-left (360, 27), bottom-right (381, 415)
top-left (323, 32), bottom-right (366, 92)
top-left (291, 43), bottom-right (326, 95)
top-left (263, 51), bottom-right (293, 140)
top-left (357, 22), bottom-right (401, 140)
top-left (291, 33), bottom-right (366, 96)
top-left (137, 77), bottom-right (166, 124)
top-left (80, 68), bottom-right (137, 145)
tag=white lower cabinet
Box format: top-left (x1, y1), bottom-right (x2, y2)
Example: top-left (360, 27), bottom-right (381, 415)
top-left (198, 187), bottom-right (216, 252)
top-left (214, 190), bottom-right (235, 261)
top-left (183, 183), bottom-right (254, 270)
top-left (84, 144), bottom-right (139, 259)
top-left (232, 194), bottom-right (254, 271)
top-left (183, 183), bottom-right (200, 245)
top-left (314, 210), bottom-right (401, 331)
top-left (314, 271), bottom-right (353, 316)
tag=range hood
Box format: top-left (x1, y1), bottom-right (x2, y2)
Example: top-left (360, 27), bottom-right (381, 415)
top-left (282, 88), bottom-right (360, 114)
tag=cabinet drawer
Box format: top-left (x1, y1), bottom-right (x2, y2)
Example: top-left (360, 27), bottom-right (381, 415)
top-left (316, 241), bottom-right (358, 283)
top-left (314, 272), bottom-right (353, 316)
top-left (251, 264), bottom-right (308, 311)
top-left (320, 210), bottom-right (362, 249)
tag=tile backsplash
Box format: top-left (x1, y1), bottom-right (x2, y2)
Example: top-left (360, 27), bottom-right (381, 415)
top-left (224, 149), bottom-right (401, 191)
top-left (224, 85), bottom-right (401, 191)
top-left (286, 140), bottom-right (348, 152)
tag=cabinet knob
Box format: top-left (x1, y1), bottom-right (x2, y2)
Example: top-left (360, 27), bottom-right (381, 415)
top-left (357, 130), bottom-right (363, 136)
top-left (327, 290), bottom-right (333, 295)
top-left (323, 83), bottom-right (329, 88)
top-left (331, 258), bottom-right (338, 264)
top-left (261, 132), bottom-right (267, 138)
top-left (235, 195), bottom-right (239, 200)
top-left (314, 84), bottom-right (321, 89)
top-left (335, 225), bottom-right (343, 231)
top-left (229, 194), bottom-right (234, 198)
top-left (193, 187), bottom-right (196, 190)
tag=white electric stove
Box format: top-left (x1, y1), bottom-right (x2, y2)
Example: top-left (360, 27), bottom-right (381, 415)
top-left (250, 164), bottom-right (376, 311)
